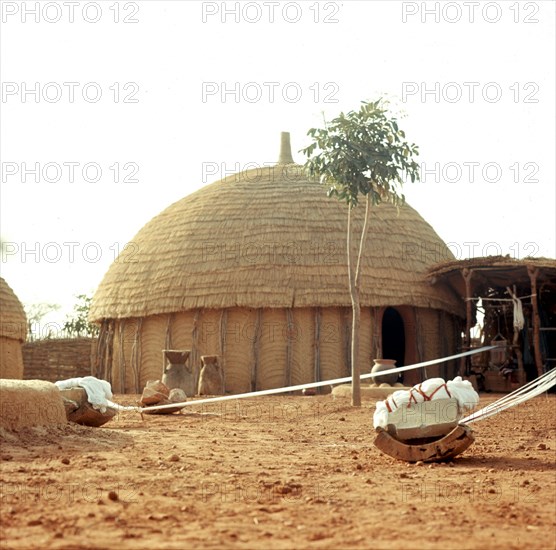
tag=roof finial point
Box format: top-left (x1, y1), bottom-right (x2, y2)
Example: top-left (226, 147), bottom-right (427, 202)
top-left (278, 131), bottom-right (294, 164)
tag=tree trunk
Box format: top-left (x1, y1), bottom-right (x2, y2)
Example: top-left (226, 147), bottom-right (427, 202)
top-left (346, 206), bottom-right (359, 406)
top-left (347, 194), bottom-right (372, 407)
top-left (350, 288), bottom-right (362, 406)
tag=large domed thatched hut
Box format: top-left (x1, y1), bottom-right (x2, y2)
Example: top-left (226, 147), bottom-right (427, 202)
top-left (0, 277), bottom-right (27, 379)
top-left (91, 134), bottom-right (464, 393)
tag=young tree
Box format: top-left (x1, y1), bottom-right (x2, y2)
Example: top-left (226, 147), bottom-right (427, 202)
top-left (302, 100), bottom-right (420, 406)
top-left (63, 294), bottom-right (99, 338)
top-left (25, 303), bottom-right (61, 341)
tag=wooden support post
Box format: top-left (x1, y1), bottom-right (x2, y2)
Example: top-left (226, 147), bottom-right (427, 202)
top-left (105, 320), bottom-right (115, 390)
top-left (506, 286), bottom-right (525, 386)
top-left (413, 307), bottom-right (426, 383)
top-left (513, 327), bottom-right (525, 385)
top-left (94, 320), bottom-right (109, 380)
top-left (528, 266), bottom-right (544, 378)
top-left (376, 307), bottom-right (383, 359)
top-left (251, 309), bottom-right (262, 392)
top-left (371, 307), bottom-right (379, 360)
top-left (314, 308), bottom-right (321, 387)
top-left (461, 268), bottom-right (474, 375)
top-left (132, 319), bottom-right (142, 393)
top-left (219, 309), bottom-right (228, 392)
top-left (439, 310), bottom-right (449, 380)
top-left (118, 321), bottom-right (126, 393)
top-left (165, 314), bottom-right (173, 350)
top-left (285, 308), bottom-right (293, 388)
top-left (192, 309), bottom-right (200, 391)
top-left (342, 307), bottom-right (351, 376)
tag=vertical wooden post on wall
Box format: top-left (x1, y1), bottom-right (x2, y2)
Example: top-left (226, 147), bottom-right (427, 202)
top-left (118, 321), bottom-right (126, 393)
top-left (376, 307), bottom-right (384, 359)
top-left (165, 314), bottom-right (173, 350)
top-left (527, 266), bottom-right (544, 378)
top-left (461, 268), bottom-right (474, 375)
top-left (285, 308), bottom-right (294, 387)
top-left (131, 318), bottom-right (142, 393)
top-left (439, 311), bottom-right (448, 380)
top-left (370, 307), bottom-right (378, 361)
top-left (219, 309), bottom-right (228, 392)
top-left (192, 309), bottom-right (200, 391)
top-left (105, 320), bottom-right (115, 389)
top-left (506, 286), bottom-right (525, 384)
top-left (342, 308), bottom-right (351, 376)
top-left (413, 308), bottom-right (426, 381)
top-left (251, 309), bottom-right (262, 392)
top-left (94, 320), bottom-right (109, 380)
top-left (314, 307), bottom-right (322, 385)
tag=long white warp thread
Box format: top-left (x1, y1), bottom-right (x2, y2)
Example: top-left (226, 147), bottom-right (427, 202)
top-left (461, 367), bottom-right (556, 424)
top-left (115, 345), bottom-right (497, 414)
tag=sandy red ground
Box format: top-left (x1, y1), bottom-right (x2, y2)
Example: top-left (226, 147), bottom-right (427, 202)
top-left (1, 392), bottom-right (555, 550)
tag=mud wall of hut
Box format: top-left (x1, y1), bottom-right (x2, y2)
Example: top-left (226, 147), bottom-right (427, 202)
top-left (23, 338), bottom-right (97, 382)
top-left (0, 336), bottom-right (25, 379)
top-left (96, 307), bottom-right (462, 394)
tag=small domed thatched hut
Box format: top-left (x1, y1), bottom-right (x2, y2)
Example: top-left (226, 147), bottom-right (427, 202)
top-left (91, 134), bottom-right (464, 393)
top-left (0, 277), bottom-right (27, 379)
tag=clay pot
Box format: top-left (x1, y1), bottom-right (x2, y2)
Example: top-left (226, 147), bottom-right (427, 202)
top-left (370, 359), bottom-right (398, 385)
top-left (162, 349), bottom-right (194, 396)
top-left (164, 350), bottom-right (190, 365)
top-left (198, 355), bottom-right (224, 396)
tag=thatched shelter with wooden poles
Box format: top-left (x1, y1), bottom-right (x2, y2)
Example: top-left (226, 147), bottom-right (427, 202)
top-left (427, 256), bottom-right (556, 391)
top-left (90, 133), bottom-right (465, 394)
top-left (0, 277), bottom-right (27, 379)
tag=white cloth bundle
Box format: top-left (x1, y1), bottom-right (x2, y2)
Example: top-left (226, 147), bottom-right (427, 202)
top-left (373, 376), bottom-right (479, 429)
top-left (512, 297), bottom-right (525, 330)
top-left (55, 376), bottom-right (113, 413)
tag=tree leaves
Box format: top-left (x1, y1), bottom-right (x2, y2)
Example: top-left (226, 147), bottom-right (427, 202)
top-left (301, 99), bottom-right (420, 209)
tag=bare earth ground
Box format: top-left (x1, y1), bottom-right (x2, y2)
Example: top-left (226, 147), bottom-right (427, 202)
top-left (1, 392), bottom-right (555, 550)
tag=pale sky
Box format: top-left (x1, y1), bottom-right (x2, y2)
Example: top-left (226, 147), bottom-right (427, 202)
top-left (1, 0), bottom-right (555, 332)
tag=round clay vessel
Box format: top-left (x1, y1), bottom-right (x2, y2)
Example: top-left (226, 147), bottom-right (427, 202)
top-left (370, 359), bottom-right (398, 385)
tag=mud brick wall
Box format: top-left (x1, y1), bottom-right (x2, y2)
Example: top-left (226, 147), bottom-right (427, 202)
top-left (23, 338), bottom-right (97, 382)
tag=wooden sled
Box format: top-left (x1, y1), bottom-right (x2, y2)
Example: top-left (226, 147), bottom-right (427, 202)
top-left (373, 397), bottom-right (475, 463)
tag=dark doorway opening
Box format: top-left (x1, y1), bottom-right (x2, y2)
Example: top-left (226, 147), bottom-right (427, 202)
top-left (382, 307), bottom-right (406, 369)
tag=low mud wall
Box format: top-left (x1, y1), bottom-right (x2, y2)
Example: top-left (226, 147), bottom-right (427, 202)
top-left (23, 338), bottom-right (97, 382)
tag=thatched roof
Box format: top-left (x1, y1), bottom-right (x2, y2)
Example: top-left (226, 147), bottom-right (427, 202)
top-left (91, 137), bottom-right (463, 321)
top-left (427, 256), bottom-right (556, 297)
top-left (0, 277), bottom-right (27, 342)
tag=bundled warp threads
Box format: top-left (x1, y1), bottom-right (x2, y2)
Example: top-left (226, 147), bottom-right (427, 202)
top-left (373, 376), bottom-right (479, 429)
